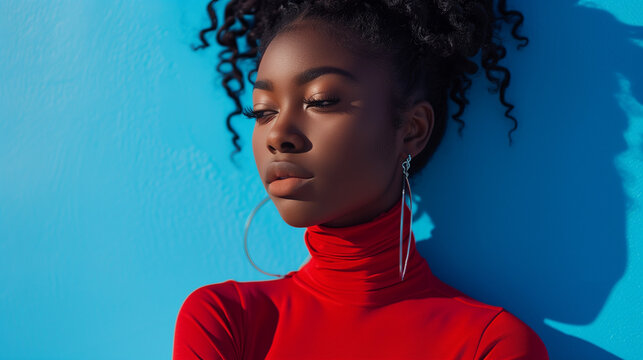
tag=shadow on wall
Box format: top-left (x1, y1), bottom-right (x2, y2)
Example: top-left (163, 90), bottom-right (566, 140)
top-left (413, 3), bottom-right (642, 360)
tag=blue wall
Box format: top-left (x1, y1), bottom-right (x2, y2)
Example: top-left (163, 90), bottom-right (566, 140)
top-left (1, 0), bottom-right (641, 359)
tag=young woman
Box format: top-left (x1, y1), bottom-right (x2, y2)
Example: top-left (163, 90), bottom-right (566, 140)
top-left (173, 0), bottom-right (549, 359)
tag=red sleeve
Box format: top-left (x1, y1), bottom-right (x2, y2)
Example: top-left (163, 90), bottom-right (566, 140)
top-left (172, 283), bottom-right (245, 360)
top-left (474, 310), bottom-right (549, 360)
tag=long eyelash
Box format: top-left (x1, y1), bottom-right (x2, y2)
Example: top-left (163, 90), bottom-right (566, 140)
top-left (242, 105), bottom-right (266, 119)
top-left (302, 96), bottom-right (340, 107)
top-left (242, 96), bottom-right (340, 120)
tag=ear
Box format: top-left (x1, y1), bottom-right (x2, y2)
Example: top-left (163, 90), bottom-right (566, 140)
top-left (400, 100), bottom-right (434, 158)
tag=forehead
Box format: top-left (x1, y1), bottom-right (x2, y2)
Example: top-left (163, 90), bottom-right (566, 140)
top-left (255, 20), bottom-right (390, 88)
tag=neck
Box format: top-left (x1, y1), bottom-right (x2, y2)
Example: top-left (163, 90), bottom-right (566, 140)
top-left (292, 198), bottom-right (435, 307)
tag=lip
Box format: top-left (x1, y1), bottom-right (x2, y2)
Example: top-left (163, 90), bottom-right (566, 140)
top-left (268, 177), bottom-right (313, 197)
top-left (265, 161), bottom-right (313, 197)
top-left (265, 161), bottom-right (314, 184)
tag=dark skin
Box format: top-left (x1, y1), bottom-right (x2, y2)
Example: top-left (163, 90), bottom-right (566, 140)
top-left (252, 19), bottom-right (434, 228)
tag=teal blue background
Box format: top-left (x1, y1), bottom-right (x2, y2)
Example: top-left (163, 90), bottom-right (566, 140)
top-left (1, 0), bottom-right (642, 359)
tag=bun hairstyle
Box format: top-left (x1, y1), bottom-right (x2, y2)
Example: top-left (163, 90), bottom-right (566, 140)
top-left (194, 0), bottom-right (528, 177)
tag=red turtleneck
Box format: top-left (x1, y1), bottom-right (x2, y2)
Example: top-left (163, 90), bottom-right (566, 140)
top-left (172, 200), bottom-right (548, 359)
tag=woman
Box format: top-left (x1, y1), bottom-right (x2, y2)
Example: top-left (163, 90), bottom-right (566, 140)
top-left (173, 0), bottom-right (549, 359)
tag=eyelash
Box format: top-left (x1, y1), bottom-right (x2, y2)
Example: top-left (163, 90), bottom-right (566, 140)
top-left (242, 96), bottom-right (340, 121)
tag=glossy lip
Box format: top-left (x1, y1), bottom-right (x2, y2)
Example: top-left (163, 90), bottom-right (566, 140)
top-left (268, 177), bottom-right (314, 197)
top-left (265, 161), bottom-right (314, 197)
top-left (265, 161), bottom-right (314, 184)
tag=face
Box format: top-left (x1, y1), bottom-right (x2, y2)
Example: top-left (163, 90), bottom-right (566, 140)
top-left (251, 19), bottom-right (411, 228)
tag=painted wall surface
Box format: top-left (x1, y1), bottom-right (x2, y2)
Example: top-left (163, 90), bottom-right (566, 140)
top-left (1, 0), bottom-right (641, 359)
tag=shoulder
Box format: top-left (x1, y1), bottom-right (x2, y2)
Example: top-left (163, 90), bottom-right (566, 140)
top-left (427, 278), bottom-right (548, 359)
top-left (176, 280), bottom-right (248, 328)
top-left (427, 276), bottom-right (507, 321)
top-left (176, 276), bottom-right (295, 324)
top-left (172, 278), bottom-right (294, 359)
top-left (180, 276), bottom-right (289, 308)
top-left (474, 309), bottom-right (549, 359)
top-left (180, 280), bottom-right (245, 311)
top-left (173, 280), bottom-right (249, 360)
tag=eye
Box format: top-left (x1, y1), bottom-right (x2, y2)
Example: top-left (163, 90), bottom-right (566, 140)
top-left (242, 96), bottom-right (340, 122)
top-left (242, 106), bottom-right (277, 122)
top-left (302, 95), bottom-right (340, 108)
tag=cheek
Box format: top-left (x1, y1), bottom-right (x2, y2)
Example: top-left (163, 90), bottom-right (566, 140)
top-left (251, 125), bottom-right (260, 156)
top-left (251, 124), bottom-right (266, 180)
top-left (312, 113), bottom-right (396, 193)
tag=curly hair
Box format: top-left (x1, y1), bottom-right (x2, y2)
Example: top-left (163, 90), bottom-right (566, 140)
top-left (193, 0), bottom-right (528, 177)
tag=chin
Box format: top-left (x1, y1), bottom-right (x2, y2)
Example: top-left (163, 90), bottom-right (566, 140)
top-left (271, 197), bottom-right (324, 228)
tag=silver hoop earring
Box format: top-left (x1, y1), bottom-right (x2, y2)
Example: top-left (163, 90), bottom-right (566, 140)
top-left (399, 154), bottom-right (413, 281)
top-left (243, 195), bottom-right (285, 279)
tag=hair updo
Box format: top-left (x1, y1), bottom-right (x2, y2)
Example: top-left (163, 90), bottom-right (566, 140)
top-left (194, 0), bottom-right (528, 178)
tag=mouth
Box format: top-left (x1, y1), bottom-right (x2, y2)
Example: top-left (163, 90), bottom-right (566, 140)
top-left (268, 176), bottom-right (313, 197)
top-left (265, 161), bottom-right (314, 184)
top-left (265, 161), bottom-right (314, 196)
top-left (268, 174), bottom-right (313, 183)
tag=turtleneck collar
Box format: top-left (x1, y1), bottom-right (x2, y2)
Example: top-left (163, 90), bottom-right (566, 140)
top-left (291, 198), bottom-right (436, 307)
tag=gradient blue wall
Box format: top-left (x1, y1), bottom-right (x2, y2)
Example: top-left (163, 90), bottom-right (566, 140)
top-left (1, 0), bottom-right (641, 359)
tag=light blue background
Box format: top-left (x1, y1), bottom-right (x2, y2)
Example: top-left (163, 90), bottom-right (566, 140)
top-left (1, 0), bottom-right (641, 359)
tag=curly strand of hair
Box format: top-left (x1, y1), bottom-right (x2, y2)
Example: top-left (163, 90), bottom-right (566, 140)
top-left (192, 1), bottom-right (218, 51)
top-left (496, 0), bottom-right (528, 49)
top-left (194, 0), bottom-right (263, 160)
top-left (448, 74), bottom-right (471, 137)
top-left (192, 1), bottom-right (243, 158)
top-left (480, 38), bottom-right (517, 145)
top-left (217, 22), bottom-right (245, 156)
top-left (485, 60), bottom-right (517, 145)
top-left (475, 0), bottom-right (528, 145)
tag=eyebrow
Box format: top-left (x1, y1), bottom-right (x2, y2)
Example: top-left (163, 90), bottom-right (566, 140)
top-left (253, 66), bottom-right (358, 91)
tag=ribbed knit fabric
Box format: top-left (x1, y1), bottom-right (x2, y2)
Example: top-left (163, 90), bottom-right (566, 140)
top-left (172, 199), bottom-right (549, 359)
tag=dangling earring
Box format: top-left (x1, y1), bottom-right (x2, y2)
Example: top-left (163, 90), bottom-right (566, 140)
top-left (243, 195), bottom-right (285, 279)
top-left (399, 154), bottom-right (413, 282)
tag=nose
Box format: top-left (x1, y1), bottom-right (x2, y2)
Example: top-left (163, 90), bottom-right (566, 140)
top-left (265, 108), bottom-right (308, 154)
